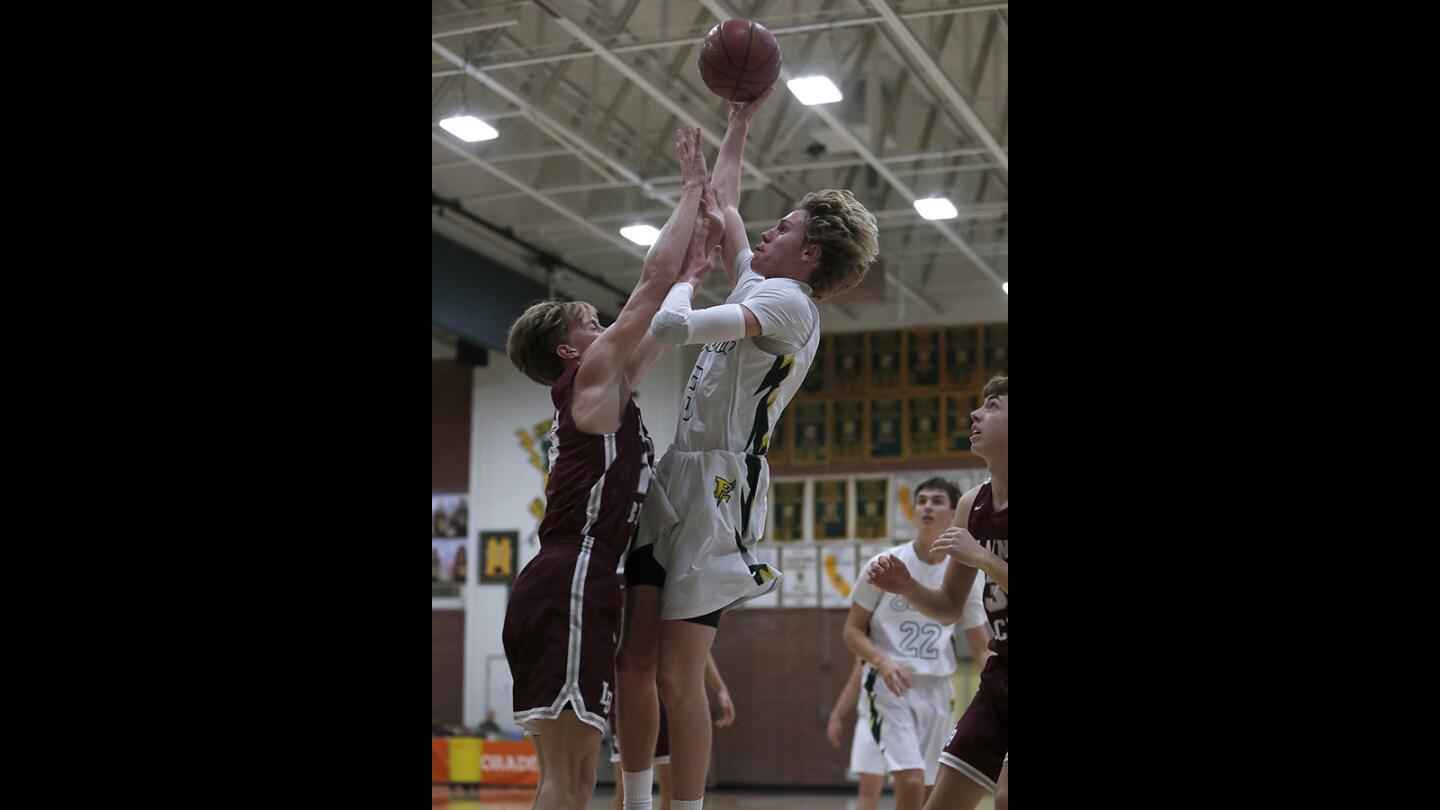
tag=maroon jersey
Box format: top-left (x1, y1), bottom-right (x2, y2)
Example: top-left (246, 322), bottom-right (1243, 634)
top-left (538, 365), bottom-right (655, 559)
top-left (966, 481), bottom-right (1008, 659)
top-left (503, 365), bottom-right (656, 735)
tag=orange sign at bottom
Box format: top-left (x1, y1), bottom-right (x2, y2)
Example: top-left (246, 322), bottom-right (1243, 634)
top-left (434, 737), bottom-right (539, 787)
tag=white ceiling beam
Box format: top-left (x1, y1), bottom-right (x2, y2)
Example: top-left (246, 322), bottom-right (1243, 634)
top-left (433, 39), bottom-right (672, 199)
top-left (474, 5), bottom-right (1007, 71)
top-left (432, 19), bottom-right (519, 39)
top-left (433, 131), bottom-right (645, 259)
top-left (863, 0), bottom-right (1008, 174)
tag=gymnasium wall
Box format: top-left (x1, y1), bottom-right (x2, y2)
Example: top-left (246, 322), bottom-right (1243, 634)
top-left (433, 360), bottom-right (473, 728)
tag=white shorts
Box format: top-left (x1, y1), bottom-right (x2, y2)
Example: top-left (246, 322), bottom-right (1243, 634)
top-left (636, 448), bottom-right (781, 620)
top-left (862, 667), bottom-right (955, 786)
top-left (849, 700), bottom-right (886, 776)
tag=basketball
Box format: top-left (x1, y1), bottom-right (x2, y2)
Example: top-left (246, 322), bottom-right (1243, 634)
top-left (698, 19), bottom-right (782, 103)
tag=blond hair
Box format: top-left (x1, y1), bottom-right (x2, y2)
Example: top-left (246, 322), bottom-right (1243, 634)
top-left (506, 299), bottom-right (597, 385)
top-left (797, 189), bottom-right (880, 300)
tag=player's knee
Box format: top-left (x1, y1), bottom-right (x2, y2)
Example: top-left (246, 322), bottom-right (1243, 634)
top-left (655, 665), bottom-right (686, 708)
top-left (858, 776), bottom-right (884, 799)
top-left (893, 770), bottom-right (924, 794)
top-left (617, 643), bottom-right (658, 682)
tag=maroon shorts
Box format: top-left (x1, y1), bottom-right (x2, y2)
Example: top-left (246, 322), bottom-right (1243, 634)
top-left (939, 654), bottom-right (1008, 790)
top-left (608, 703), bottom-right (670, 765)
top-left (503, 539), bottom-right (623, 735)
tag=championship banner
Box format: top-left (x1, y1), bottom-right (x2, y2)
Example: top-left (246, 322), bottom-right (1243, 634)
top-left (868, 330), bottom-right (902, 390)
top-left (832, 333), bottom-right (865, 394)
top-left (984, 325), bottom-right (1008, 377)
top-left (832, 398), bottom-right (866, 463)
top-left (779, 546), bottom-right (819, 608)
top-left (854, 478), bottom-right (888, 539)
top-left (907, 328), bottom-right (941, 388)
top-left (791, 401), bottom-right (829, 465)
top-left (869, 397), bottom-right (904, 460)
top-left (945, 392), bottom-right (980, 455)
top-left (908, 395), bottom-right (942, 458)
top-left (770, 481), bottom-right (805, 541)
top-left (819, 544), bottom-right (858, 608)
top-left (944, 326), bottom-right (979, 389)
top-left (813, 479), bottom-right (849, 540)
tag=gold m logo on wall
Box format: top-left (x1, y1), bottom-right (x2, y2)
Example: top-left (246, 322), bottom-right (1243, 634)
top-left (481, 531), bottom-right (519, 584)
top-left (713, 476), bottom-right (735, 506)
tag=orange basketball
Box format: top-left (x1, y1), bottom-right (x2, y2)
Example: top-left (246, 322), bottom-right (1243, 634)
top-left (698, 19), bottom-right (781, 103)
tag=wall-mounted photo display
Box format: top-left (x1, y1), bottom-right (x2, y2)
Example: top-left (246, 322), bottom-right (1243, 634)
top-left (869, 397), bottom-right (905, 460)
top-left (432, 493), bottom-right (469, 539)
top-left (813, 478), bottom-right (849, 540)
top-left (944, 326), bottom-right (979, 389)
top-left (945, 392), bottom-right (981, 455)
top-left (770, 481), bottom-right (806, 540)
top-left (854, 478), bottom-right (889, 539)
top-left (908, 395), bottom-right (943, 458)
top-left (907, 328), bottom-right (942, 388)
top-left (832, 398), bottom-right (867, 463)
top-left (832, 333), bottom-right (866, 394)
top-left (791, 401), bottom-right (830, 465)
top-left (868, 330), bottom-right (903, 391)
top-left (432, 538), bottom-right (466, 598)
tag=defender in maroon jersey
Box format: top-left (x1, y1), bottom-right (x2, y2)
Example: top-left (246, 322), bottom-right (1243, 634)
top-left (500, 128), bottom-right (722, 810)
top-left (869, 375), bottom-right (1010, 810)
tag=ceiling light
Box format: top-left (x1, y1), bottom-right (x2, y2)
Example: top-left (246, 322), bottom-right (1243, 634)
top-left (439, 115), bottom-right (498, 142)
top-left (620, 225), bottom-right (660, 246)
top-left (786, 76), bottom-right (843, 106)
top-left (913, 197), bottom-right (958, 220)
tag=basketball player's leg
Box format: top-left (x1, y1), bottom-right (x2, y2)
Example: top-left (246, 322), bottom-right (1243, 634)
top-left (857, 773), bottom-right (885, 810)
top-left (656, 762), bottom-right (672, 810)
top-left (529, 711), bottom-right (602, 810)
top-left (616, 574), bottom-right (664, 806)
top-left (656, 615), bottom-right (718, 802)
top-left (994, 756), bottom-right (1008, 810)
top-left (891, 768), bottom-right (926, 810)
top-left (922, 765), bottom-right (990, 810)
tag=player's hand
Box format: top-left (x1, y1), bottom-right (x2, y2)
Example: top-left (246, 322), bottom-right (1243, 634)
top-left (679, 218), bottom-right (713, 287)
top-left (878, 658), bottom-right (912, 696)
top-left (713, 688), bottom-right (735, 728)
top-left (677, 126), bottom-right (708, 187)
top-left (729, 85), bottom-right (774, 124)
top-left (701, 185), bottom-right (725, 257)
top-left (867, 554), bottom-right (913, 595)
top-left (933, 527), bottom-right (990, 569)
top-left (826, 712), bottom-right (844, 748)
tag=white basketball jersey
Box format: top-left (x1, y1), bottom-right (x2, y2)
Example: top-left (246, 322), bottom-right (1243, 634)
top-left (672, 249), bottom-right (819, 455)
top-left (853, 541), bottom-right (978, 678)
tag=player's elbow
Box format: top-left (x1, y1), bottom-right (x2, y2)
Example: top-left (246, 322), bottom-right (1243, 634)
top-left (648, 310), bottom-right (690, 345)
top-left (841, 626), bottom-right (866, 657)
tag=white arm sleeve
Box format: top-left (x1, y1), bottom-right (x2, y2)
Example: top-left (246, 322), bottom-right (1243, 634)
top-left (648, 282), bottom-right (749, 346)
